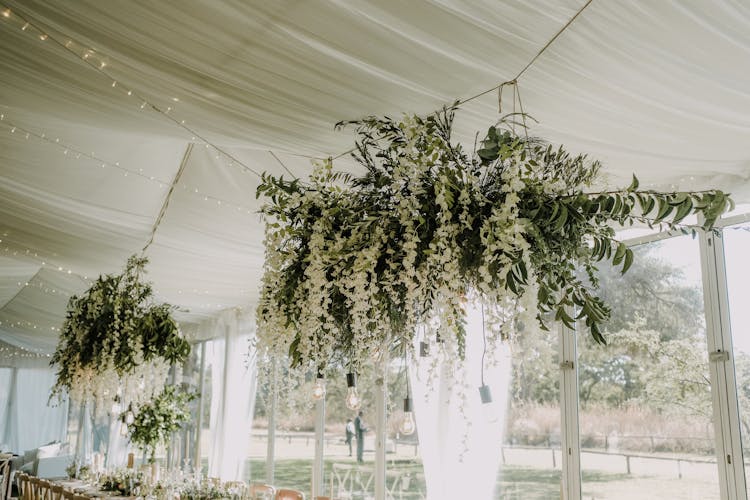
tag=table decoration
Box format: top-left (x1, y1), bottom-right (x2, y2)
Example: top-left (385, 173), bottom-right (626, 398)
top-left (121, 385), bottom-right (196, 464)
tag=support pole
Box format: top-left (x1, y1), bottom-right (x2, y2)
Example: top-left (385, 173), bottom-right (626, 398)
top-left (266, 358), bottom-right (277, 485)
top-left (559, 321), bottom-right (581, 500)
top-left (194, 341), bottom-right (206, 478)
top-left (312, 396), bottom-right (326, 497)
top-left (374, 353), bottom-right (388, 500)
top-left (698, 226), bottom-right (747, 499)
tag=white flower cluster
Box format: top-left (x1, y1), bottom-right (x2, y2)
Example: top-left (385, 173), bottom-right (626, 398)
top-left (51, 256), bottom-right (189, 417)
top-left (255, 113), bottom-right (561, 377)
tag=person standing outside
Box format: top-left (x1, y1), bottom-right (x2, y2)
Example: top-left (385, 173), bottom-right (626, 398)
top-left (345, 418), bottom-right (355, 457)
top-left (354, 411), bottom-right (367, 463)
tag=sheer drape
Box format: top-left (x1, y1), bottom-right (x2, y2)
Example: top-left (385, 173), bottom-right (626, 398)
top-left (207, 310), bottom-right (257, 482)
top-left (410, 301), bottom-right (511, 500)
top-left (0, 364), bottom-right (68, 453)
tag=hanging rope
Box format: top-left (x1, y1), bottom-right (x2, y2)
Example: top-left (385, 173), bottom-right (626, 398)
top-left (334, 0), bottom-right (594, 161)
top-left (141, 143), bottom-right (193, 254)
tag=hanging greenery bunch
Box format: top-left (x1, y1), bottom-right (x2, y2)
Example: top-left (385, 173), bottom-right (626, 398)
top-left (50, 255), bottom-right (191, 412)
top-left (255, 106), bottom-right (732, 370)
top-left (122, 384), bottom-right (196, 463)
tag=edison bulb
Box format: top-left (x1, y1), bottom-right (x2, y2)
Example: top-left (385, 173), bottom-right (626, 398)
top-left (125, 411), bottom-right (135, 425)
top-left (119, 422), bottom-right (129, 436)
top-left (345, 386), bottom-right (361, 411)
top-left (399, 412), bottom-right (416, 435)
top-left (312, 377), bottom-right (326, 400)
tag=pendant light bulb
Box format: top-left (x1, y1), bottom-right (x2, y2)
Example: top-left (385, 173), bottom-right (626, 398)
top-left (345, 372), bottom-right (361, 411)
top-left (125, 410), bottom-right (135, 425)
top-left (312, 373), bottom-right (326, 401)
top-left (399, 397), bottom-right (416, 435)
top-left (120, 422), bottom-right (129, 437)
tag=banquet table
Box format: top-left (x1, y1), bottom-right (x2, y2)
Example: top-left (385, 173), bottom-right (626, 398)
top-left (54, 479), bottom-right (132, 499)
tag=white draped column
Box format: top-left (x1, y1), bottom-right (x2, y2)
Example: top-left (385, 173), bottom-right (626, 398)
top-left (410, 301), bottom-right (510, 500)
top-left (207, 309), bottom-right (258, 481)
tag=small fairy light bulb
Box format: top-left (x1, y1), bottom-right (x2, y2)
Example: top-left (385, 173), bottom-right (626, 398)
top-left (399, 396), bottom-right (416, 435)
top-left (345, 372), bottom-right (361, 411)
top-left (39, 33), bottom-right (47, 41)
top-left (311, 371), bottom-right (326, 401)
top-left (2, 8), bottom-right (10, 18)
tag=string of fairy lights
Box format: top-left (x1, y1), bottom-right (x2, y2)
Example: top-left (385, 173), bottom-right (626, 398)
top-left (0, 115), bottom-right (261, 215)
top-left (0, 4), bottom-right (325, 180)
top-left (0, 239), bottom-right (249, 312)
top-left (0, 1), bottom-right (703, 353)
top-left (0, 341), bottom-right (51, 359)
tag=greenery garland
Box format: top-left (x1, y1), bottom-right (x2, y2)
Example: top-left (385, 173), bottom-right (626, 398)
top-left (255, 107), bottom-right (732, 370)
top-left (50, 255), bottom-right (191, 412)
top-left (122, 385), bottom-right (196, 463)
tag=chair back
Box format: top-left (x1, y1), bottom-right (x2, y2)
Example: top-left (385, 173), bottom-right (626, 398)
top-left (29, 476), bottom-right (42, 500)
top-left (37, 479), bottom-right (53, 500)
top-left (275, 488), bottom-right (305, 500)
top-left (16, 472), bottom-right (29, 500)
top-left (50, 484), bottom-right (65, 500)
top-left (250, 482), bottom-right (276, 499)
top-left (61, 489), bottom-right (76, 500)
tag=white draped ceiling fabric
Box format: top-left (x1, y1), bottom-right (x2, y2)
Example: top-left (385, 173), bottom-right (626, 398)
top-left (1, 0), bottom-right (750, 487)
top-left (2, 0), bottom-right (750, 356)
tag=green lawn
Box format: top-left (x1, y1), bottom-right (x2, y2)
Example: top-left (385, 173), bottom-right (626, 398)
top-left (243, 460), bottom-right (719, 499)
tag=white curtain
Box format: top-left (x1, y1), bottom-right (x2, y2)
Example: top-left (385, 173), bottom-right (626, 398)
top-left (207, 310), bottom-right (257, 481)
top-left (1, 364), bottom-right (69, 453)
top-left (410, 301), bottom-right (511, 500)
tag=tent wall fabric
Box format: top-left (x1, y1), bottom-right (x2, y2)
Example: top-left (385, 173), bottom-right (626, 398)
top-left (2, 0), bottom-right (750, 354)
top-left (206, 309), bottom-right (257, 482)
top-left (0, 365), bottom-right (68, 452)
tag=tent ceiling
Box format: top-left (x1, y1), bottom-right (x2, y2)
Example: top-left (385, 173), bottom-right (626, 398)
top-left (1, 0), bottom-right (750, 351)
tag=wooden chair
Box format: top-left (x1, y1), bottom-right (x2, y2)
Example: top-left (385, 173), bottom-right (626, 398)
top-left (249, 482), bottom-right (276, 499)
top-left (50, 484), bottom-right (65, 500)
top-left (37, 479), bottom-right (53, 500)
top-left (61, 489), bottom-right (76, 500)
top-left (15, 472), bottom-right (29, 500)
top-left (29, 476), bottom-right (42, 500)
top-left (275, 488), bottom-right (304, 500)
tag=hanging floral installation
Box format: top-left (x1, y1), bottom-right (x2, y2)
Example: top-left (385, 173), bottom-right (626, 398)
top-left (50, 255), bottom-right (191, 413)
top-left (255, 106), bottom-right (732, 371)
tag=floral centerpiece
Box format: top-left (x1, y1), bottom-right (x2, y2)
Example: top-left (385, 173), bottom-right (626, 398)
top-left (123, 385), bottom-right (196, 463)
top-left (99, 468), bottom-right (144, 496)
top-left (65, 460), bottom-right (90, 480)
top-left (255, 107), bottom-right (732, 370)
top-left (50, 255), bottom-right (191, 413)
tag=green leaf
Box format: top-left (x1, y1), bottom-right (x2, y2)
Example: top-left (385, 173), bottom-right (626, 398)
top-left (627, 174), bottom-right (639, 192)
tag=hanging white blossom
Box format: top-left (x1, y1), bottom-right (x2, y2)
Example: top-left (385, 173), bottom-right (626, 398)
top-left (255, 106), bottom-right (732, 373)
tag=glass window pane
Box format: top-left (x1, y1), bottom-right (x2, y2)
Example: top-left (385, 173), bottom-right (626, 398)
top-left (579, 236), bottom-right (719, 499)
top-left (499, 319), bottom-right (562, 498)
top-left (722, 221), bottom-right (750, 495)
